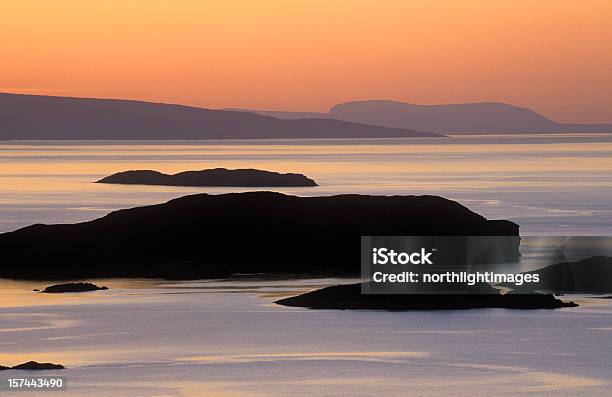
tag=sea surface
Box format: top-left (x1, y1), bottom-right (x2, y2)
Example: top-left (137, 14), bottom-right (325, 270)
top-left (0, 134), bottom-right (612, 234)
top-left (1, 134), bottom-right (612, 396)
top-left (0, 279), bottom-right (611, 396)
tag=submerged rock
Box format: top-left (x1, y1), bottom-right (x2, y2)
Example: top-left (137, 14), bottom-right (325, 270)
top-left (275, 283), bottom-right (577, 310)
top-left (40, 282), bottom-right (108, 293)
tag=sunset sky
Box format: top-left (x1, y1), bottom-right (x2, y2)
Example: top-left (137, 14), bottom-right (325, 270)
top-left (1, 0), bottom-right (611, 123)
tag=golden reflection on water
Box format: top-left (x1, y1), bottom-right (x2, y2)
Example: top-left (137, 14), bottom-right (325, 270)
top-left (0, 139), bottom-right (611, 396)
top-left (447, 363), bottom-right (607, 391)
top-left (0, 140), bottom-right (612, 200)
top-left (0, 278), bottom-right (162, 308)
top-left (1, 142), bottom-right (612, 174)
top-left (177, 351), bottom-right (430, 364)
top-left (0, 347), bottom-right (172, 367)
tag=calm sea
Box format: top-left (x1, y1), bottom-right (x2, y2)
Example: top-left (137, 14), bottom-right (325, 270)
top-left (1, 134), bottom-right (611, 234)
top-left (0, 278), bottom-right (611, 396)
top-left (0, 134), bottom-right (611, 396)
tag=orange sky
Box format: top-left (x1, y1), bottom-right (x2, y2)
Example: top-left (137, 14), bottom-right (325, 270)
top-left (1, 0), bottom-right (611, 123)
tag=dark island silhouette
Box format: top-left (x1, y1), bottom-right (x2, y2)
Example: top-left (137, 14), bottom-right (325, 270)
top-left (504, 256), bottom-right (612, 294)
top-left (236, 100), bottom-right (612, 134)
top-left (0, 93), bottom-right (440, 140)
top-left (39, 282), bottom-right (108, 293)
top-left (0, 192), bottom-right (517, 280)
top-left (97, 168), bottom-right (318, 187)
top-left (0, 361), bottom-right (65, 370)
top-left (275, 282), bottom-right (576, 310)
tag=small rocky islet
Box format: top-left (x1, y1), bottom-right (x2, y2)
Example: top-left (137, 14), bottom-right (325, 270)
top-left (0, 361), bottom-right (64, 370)
top-left (37, 282), bottom-right (108, 293)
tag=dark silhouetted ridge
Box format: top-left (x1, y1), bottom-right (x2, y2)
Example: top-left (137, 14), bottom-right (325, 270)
top-left (0, 192), bottom-right (517, 280)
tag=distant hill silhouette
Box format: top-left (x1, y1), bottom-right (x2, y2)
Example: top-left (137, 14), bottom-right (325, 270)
top-left (330, 100), bottom-right (612, 134)
top-left (224, 108), bottom-right (330, 120)
top-left (0, 192), bottom-right (517, 280)
top-left (235, 101), bottom-right (612, 134)
top-left (0, 93), bottom-right (439, 140)
top-left (97, 168), bottom-right (318, 187)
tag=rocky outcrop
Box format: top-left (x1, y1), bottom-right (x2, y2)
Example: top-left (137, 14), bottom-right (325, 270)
top-left (39, 282), bottom-right (108, 293)
top-left (0, 361), bottom-right (64, 370)
top-left (275, 283), bottom-right (577, 310)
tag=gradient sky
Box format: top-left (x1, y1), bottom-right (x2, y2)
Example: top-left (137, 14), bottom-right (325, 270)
top-left (1, 0), bottom-right (611, 123)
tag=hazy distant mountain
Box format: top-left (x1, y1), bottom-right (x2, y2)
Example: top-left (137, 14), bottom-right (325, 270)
top-left (0, 93), bottom-right (439, 140)
top-left (237, 100), bottom-right (612, 134)
top-left (330, 100), bottom-right (612, 134)
top-left (224, 108), bottom-right (330, 120)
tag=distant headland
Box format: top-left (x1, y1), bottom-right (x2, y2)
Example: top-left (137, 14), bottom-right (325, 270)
top-left (235, 100), bottom-right (612, 134)
top-left (4, 93), bottom-right (608, 140)
top-left (0, 93), bottom-right (440, 140)
top-left (97, 168), bottom-right (318, 187)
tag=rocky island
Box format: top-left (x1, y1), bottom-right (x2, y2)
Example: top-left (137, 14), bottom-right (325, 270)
top-left (96, 168), bottom-right (318, 187)
top-left (0, 192), bottom-right (518, 280)
top-left (39, 282), bottom-right (109, 293)
top-left (275, 282), bottom-right (577, 310)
